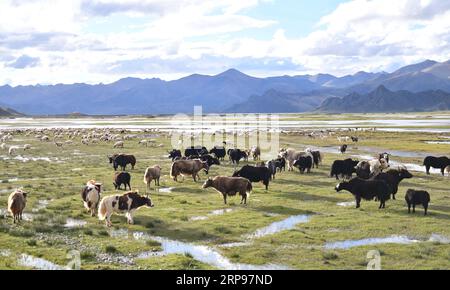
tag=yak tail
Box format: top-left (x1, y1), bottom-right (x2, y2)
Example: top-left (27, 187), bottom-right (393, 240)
top-left (246, 181), bottom-right (252, 196)
top-left (143, 168), bottom-right (149, 184)
top-left (98, 198), bottom-right (107, 220)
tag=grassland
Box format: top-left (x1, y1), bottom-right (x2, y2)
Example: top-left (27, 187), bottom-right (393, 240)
top-left (0, 113), bottom-right (449, 270)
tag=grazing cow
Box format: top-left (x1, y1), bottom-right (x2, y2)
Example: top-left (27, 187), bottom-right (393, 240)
top-left (110, 154), bottom-right (136, 171)
top-left (184, 146), bottom-right (208, 158)
top-left (351, 136), bottom-right (359, 143)
top-left (279, 148), bottom-right (313, 171)
top-left (113, 141), bottom-right (124, 148)
top-left (98, 191), bottom-right (154, 227)
top-left (379, 152), bottom-right (390, 164)
top-left (229, 149), bottom-right (248, 165)
top-left (423, 156), bottom-right (450, 176)
top-left (330, 159), bottom-right (359, 180)
top-left (373, 167), bottom-right (413, 200)
top-left (170, 159), bottom-right (209, 182)
top-left (7, 189), bottom-right (28, 223)
top-left (405, 189), bottom-right (430, 215)
top-left (335, 178), bottom-right (390, 209)
top-left (233, 165), bottom-right (271, 190)
top-left (209, 147), bottom-right (226, 160)
top-left (307, 149), bottom-right (323, 168)
top-left (368, 158), bottom-right (389, 176)
top-left (143, 165), bottom-right (161, 191)
top-left (168, 149), bottom-right (182, 161)
top-left (339, 144), bottom-right (348, 154)
top-left (274, 157), bottom-right (286, 172)
top-left (81, 180), bottom-right (102, 216)
top-left (189, 154), bottom-right (220, 168)
top-left (293, 156), bottom-right (313, 173)
top-left (266, 160), bottom-right (277, 180)
top-left (251, 146), bottom-right (261, 161)
top-left (356, 161), bottom-right (371, 179)
top-left (113, 172), bottom-right (131, 190)
top-left (202, 176), bottom-right (252, 205)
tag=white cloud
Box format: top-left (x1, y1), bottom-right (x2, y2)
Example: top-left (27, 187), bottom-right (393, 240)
top-left (0, 0), bottom-right (450, 85)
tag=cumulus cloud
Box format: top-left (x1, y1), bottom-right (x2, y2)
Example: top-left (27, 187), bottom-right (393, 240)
top-left (0, 0), bottom-right (450, 85)
top-left (6, 55), bottom-right (40, 69)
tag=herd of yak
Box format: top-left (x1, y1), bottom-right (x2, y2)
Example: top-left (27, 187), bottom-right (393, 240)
top-left (5, 141), bottom-right (450, 226)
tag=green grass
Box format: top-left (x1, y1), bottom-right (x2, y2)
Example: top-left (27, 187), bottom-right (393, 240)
top-left (0, 113), bottom-right (449, 270)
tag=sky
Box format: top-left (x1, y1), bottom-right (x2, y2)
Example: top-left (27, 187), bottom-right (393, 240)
top-left (0, 0), bottom-right (449, 85)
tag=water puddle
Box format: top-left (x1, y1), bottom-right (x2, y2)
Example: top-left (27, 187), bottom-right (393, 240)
top-left (33, 200), bottom-right (51, 213)
top-left (337, 201), bottom-right (356, 207)
top-left (245, 215), bottom-right (310, 239)
top-left (190, 208), bottom-right (234, 221)
top-left (18, 254), bottom-right (64, 270)
top-left (139, 236), bottom-right (290, 270)
top-left (425, 141), bottom-right (450, 145)
top-left (158, 187), bottom-right (175, 193)
top-left (64, 218), bottom-right (87, 228)
top-left (325, 235), bottom-right (420, 249)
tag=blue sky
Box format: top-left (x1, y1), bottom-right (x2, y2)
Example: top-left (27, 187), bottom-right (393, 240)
top-left (0, 0), bottom-right (449, 85)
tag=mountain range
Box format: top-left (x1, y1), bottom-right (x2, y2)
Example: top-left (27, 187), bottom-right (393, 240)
top-left (1, 59), bottom-right (450, 115)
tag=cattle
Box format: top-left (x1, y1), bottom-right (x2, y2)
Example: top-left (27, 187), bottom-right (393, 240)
top-left (335, 178), bottom-right (390, 209)
top-left (229, 149), bottom-right (248, 165)
top-left (81, 180), bottom-right (102, 216)
top-left (368, 158), bottom-right (389, 176)
top-left (168, 149), bottom-right (182, 161)
top-left (185, 146), bottom-right (208, 158)
top-left (143, 165), bottom-right (161, 191)
top-left (274, 157), bottom-right (286, 172)
top-left (355, 161), bottom-right (371, 179)
top-left (170, 159), bottom-right (209, 182)
top-left (293, 156), bottom-right (313, 173)
top-left (307, 149), bottom-right (323, 168)
top-left (202, 176), bottom-right (252, 205)
top-left (351, 136), bottom-right (359, 143)
top-left (266, 160), bottom-right (277, 179)
top-left (189, 154), bottom-right (220, 168)
top-left (113, 141), bottom-right (124, 148)
top-left (233, 165), bottom-right (271, 190)
top-left (113, 172), bottom-right (131, 190)
top-left (209, 147), bottom-right (226, 160)
top-left (405, 189), bottom-right (430, 215)
top-left (98, 191), bottom-right (154, 227)
top-left (330, 159), bottom-right (359, 180)
top-left (379, 152), bottom-right (390, 164)
top-left (279, 148), bottom-right (313, 171)
top-left (339, 144), bottom-right (348, 154)
top-left (373, 167), bottom-right (413, 200)
top-left (7, 189), bottom-right (28, 223)
top-left (251, 146), bottom-right (261, 161)
top-left (423, 156), bottom-right (450, 176)
top-left (109, 154), bottom-right (136, 171)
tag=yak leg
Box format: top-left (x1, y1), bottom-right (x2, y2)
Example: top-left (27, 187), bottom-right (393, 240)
top-left (223, 194), bottom-right (227, 205)
top-left (412, 204), bottom-right (416, 213)
top-left (408, 203), bottom-right (411, 213)
top-left (425, 165), bottom-right (430, 175)
top-left (424, 204), bottom-right (428, 216)
top-left (355, 196), bottom-right (361, 208)
top-left (441, 167), bottom-right (445, 176)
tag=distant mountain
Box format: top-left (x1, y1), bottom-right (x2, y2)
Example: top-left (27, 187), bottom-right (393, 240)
top-left (349, 60), bottom-right (450, 93)
top-left (0, 106), bottom-right (23, 117)
top-left (316, 85), bottom-right (450, 113)
top-left (0, 59), bottom-right (450, 115)
top-left (0, 69), bottom-right (321, 115)
top-left (224, 89), bottom-right (333, 113)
